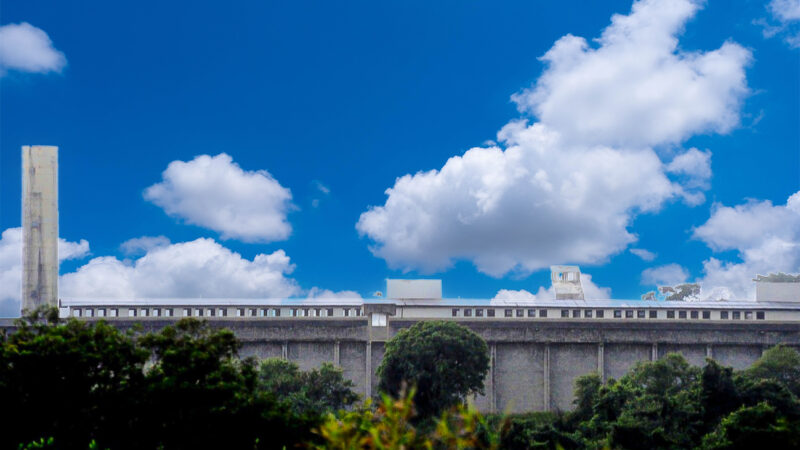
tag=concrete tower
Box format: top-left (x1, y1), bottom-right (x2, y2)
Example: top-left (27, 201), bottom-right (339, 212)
top-left (22, 146), bottom-right (59, 313)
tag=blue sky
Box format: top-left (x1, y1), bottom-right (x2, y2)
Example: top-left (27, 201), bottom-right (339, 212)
top-left (1, 0), bottom-right (798, 314)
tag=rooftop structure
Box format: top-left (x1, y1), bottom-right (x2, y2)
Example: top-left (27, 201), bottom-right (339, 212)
top-left (755, 274), bottom-right (800, 303)
top-left (551, 265), bottom-right (585, 300)
top-left (386, 279), bottom-right (442, 300)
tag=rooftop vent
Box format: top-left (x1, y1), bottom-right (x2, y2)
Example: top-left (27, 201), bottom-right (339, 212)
top-left (551, 265), bottom-right (585, 300)
top-left (386, 279), bottom-right (442, 300)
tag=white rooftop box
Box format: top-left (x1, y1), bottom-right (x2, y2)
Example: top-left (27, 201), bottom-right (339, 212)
top-left (755, 274), bottom-right (800, 302)
top-left (386, 279), bottom-right (442, 299)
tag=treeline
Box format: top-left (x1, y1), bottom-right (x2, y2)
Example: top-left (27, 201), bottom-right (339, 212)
top-left (494, 346), bottom-right (800, 449)
top-left (2, 309), bottom-right (800, 449)
top-left (1, 309), bottom-right (352, 449)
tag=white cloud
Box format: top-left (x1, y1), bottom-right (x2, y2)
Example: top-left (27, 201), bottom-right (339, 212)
top-left (358, 0), bottom-right (748, 277)
top-left (120, 235), bottom-right (170, 255)
top-left (641, 263), bottom-right (689, 286)
top-left (630, 248), bottom-right (657, 261)
top-left (665, 148), bottom-right (712, 205)
top-left (307, 287), bottom-right (362, 299)
top-left (314, 181), bottom-right (331, 195)
top-left (0, 23), bottom-right (66, 76)
top-left (60, 237), bottom-right (300, 299)
top-left (144, 154), bottom-right (293, 243)
top-left (0, 227), bottom-right (89, 316)
top-left (758, 0), bottom-right (800, 48)
top-left (511, 0), bottom-right (750, 148)
top-left (693, 191), bottom-right (800, 300)
top-left (493, 273), bottom-right (611, 301)
top-left (770, 0), bottom-right (800, 22)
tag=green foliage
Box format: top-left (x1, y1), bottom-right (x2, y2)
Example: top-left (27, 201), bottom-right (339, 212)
top-left (377, 321), bottom-right (490, 419)
top-left (311, 388), bottom-right (504, 449)
top-left (18, 437), bottom-right (55, 449)
top-left (744, 345), bottom-right (800, 396)
top-left (6, 308), bottom-right (800, 450)
top-left (258, 358), bottom-right (359, 415)
top-left (1, 307), bottom-right (148, 449)
top-left (1, 308), bottom-right (316, 450)
top-left (700, 402), bottom-right (800, 449)
top-left (530, 348), bottom-right (800, 450)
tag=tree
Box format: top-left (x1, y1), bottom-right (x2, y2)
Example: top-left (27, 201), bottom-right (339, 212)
top-left (310, 389), bottom-right (504, 450)
top-left (658, 283), bottom-right (701, 301)
top-left (377, 321), bottom-right (490, 419)
top-left (744, 345), bottom-right (800, 396)
top-left (257, 358), bottom-right (359, 415)
top-left (700, 402), bottom-right (800, 449)
top-left (137, 319), bottom-right (316, 449)
top-left (0, 309), bottom-right (317, 449)
top-left (0, 307), bottom-right (148, 449)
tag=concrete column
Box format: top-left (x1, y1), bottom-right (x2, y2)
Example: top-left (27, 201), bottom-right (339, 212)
top-left (706, 344), bottom-right (713, 360)
top-left (651, 343), bottom-right (658, 361)
top-left (365, 341), bottom-right (372, 398)
top-left (597, 343), bottom-right (605, 381)
top-left (22, 146), bottom-right (59, 313)
top-left (334, 340), bottom-right (341, 366)
top-left (543, 344), bottom-right (550, 412)
top-left (490, 343), bottom-right (497, 413)
top-left (281, 341), bottom-right (288, 359)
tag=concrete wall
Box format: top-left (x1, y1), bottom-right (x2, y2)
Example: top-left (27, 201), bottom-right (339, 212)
top-left (3, 317), bottom-right (799, 412)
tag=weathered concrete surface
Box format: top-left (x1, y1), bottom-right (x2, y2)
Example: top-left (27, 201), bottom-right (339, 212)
top-left (550, 344), bottom-right (597, 411)
top-left (494, 343), bottom-right (545, 413)
top-left (2, 317), bottom-right (799, 411)
top-left (22, 146), bottom-right (59, 313)
top-left (604, 344), bottom-right (651, 381)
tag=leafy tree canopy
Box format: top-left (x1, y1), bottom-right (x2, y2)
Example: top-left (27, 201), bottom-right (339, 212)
top-left (257, 358), bottom-right (359, 415)
top-left (377, 320), bottom-right (490, 419)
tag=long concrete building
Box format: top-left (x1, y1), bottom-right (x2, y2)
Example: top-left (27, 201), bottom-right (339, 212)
top-left (55, 271), bottom-right (800, 413)
top-left (10, 144), bottom-right (800, 413)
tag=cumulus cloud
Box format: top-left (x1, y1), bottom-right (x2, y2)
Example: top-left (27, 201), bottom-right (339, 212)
top-left (692, 191), bottom-right (800, 300)
top-left (630, 248), bottom-right (657, 261)
top-left (120, 235), bottom-right (170, 255)
top-left (61, 237), bottom-right (301, 298)
top-left (511, 0), bottom-right (750, 148)
top-left (493, 273), bottom-right (611, 301)
top-left (0, 23), bottom-right (66, 76)
top-left (144, 154), bottom-right (293, 243)
top-left (358, 0), bottom-right (749, 277)
top-left (641, 263), bottom-right (689, 286)
top-left (0, 227), bottom-right (89, 317)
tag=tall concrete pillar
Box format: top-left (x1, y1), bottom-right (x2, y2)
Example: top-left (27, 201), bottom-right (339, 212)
top-left (543, 344), bottom-right (550, 412)
top-left (334, 341), bottom-right (341, 366)
top-left (489, 343), bottom-right (497, 413)
top-left (597, 343), bottom-right (605, 381)
top-left (22, 146), bottom-right (59, 314)
top-left (365, 341), bottom-right (372, 398)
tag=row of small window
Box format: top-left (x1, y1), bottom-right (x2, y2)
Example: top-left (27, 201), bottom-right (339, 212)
top-left (452, 308), bottom-right (547, 318)
top-left (72, 307), bottom-right (362, 318)
top-left (451, 308), bottom-right (766, 320)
